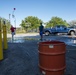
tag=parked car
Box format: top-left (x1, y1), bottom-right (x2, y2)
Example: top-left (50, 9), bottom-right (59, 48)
top-left (43, 25), bottom-right (76, 36)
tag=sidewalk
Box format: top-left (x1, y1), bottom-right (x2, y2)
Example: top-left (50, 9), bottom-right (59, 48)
top-left (7, 33), bottom-right (39, 38)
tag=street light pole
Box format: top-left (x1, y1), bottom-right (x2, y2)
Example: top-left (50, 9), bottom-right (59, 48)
top-left (12, 8), bottom-right (16, 27)
top-left (9, 14), bottom-right (11, 24)
top-left (14, 18), bottom-right (16, 27)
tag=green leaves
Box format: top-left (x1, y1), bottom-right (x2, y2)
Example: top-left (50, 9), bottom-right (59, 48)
top-left (20, 16), bottom-right (43, 32)
top-left (45, 16), bottom-right (68, 28)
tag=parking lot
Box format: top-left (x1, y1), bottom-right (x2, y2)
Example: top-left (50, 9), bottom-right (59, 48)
top-left (7, 33), bottom-right (76, 46)
top-left (0, 33), bottom-right (74, 75)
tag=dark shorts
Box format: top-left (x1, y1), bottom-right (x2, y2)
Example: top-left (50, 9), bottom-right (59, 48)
top-left (40, 31), bottom-right (43, 36)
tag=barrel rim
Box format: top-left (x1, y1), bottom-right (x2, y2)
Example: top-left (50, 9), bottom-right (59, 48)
top-left (39, 41), bottom-right (66, 46)
top-left (39, 43), bottom-right (66, 46)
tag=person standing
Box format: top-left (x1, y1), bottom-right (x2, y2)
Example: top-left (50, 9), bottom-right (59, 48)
top-left (39, 23), bottom-right (44, 41)
top-left (10, 25), bottom-right (16, 41)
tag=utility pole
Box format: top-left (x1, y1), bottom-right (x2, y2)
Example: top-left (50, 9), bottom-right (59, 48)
top-left (12, 8), bottom-right (16, 27)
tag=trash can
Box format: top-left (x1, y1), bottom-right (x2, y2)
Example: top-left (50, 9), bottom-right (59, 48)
top-left (38, 41), bottom-right (66, 75)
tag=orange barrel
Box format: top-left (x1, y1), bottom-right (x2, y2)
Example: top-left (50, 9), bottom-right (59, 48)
top-left (38, 41), bottom-right (66, 75)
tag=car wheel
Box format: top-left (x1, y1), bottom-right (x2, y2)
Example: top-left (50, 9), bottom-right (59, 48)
top-left (45, 31), bottom-right (50, 36)
top-left (70, 31), bottom-right (75, 35)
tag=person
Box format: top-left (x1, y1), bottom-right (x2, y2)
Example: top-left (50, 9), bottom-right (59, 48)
top-left (10, 25), bottom-right (16, 41)
top-left (39, 22), bottom-right (44, 41)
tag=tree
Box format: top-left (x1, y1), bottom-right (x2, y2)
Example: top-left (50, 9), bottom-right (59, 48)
top-left (0, 17), bottom-right (11, 33)
top-left (20, 16), bottom-right (43, 32)
top-left (68, 20), bottom-right (76, 26)
top-left (45, 16), bottom-right (68, 28)
top-left (6, 20), bottom-right (11, 33)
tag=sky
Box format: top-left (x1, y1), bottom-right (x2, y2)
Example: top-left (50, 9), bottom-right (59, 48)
top-left (0, 0), bottom-right (76, 27)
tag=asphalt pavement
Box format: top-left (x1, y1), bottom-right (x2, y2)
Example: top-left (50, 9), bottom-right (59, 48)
top-left (0, 33), bottom-right (76, 75)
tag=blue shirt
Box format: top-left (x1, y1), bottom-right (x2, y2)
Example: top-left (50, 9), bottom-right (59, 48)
top-left (39, 25), bottom-right (44, 32)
